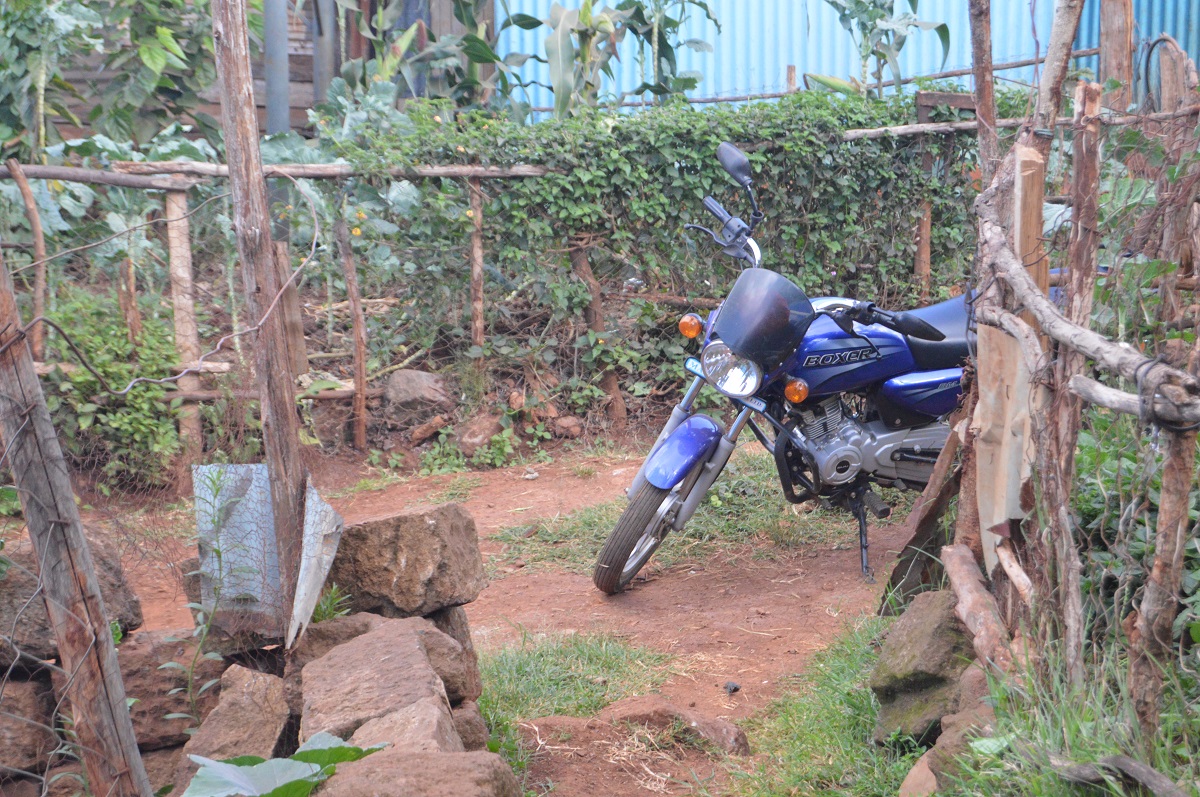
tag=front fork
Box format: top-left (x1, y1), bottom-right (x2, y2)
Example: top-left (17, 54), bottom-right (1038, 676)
top-left (628, 377), bottom-right (753, 532)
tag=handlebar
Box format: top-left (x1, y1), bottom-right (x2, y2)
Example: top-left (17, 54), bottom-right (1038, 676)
top-left (832, 302), bottom-right (946, 342)
top-left (703, 195), bottom-right (732, 225)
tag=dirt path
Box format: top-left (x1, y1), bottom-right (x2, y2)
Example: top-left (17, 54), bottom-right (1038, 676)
top-left (119, 449), bottom-right (904, 795)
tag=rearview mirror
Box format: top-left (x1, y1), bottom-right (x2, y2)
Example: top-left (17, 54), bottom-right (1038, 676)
top-left (717, 142), bottom-right (753, 188)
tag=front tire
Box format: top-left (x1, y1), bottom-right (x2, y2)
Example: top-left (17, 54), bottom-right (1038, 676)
top-left (593, 484), bottom-right (674, 594)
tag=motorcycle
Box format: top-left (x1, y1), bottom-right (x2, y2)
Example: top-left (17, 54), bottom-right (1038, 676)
top-left (592, 142), bottom-right (972, 594)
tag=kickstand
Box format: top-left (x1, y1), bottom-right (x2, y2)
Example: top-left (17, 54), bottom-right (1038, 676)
top-left (849, 491), bottom-right (875, 583)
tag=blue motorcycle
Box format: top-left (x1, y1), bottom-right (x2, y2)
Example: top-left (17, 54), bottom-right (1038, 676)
top-left (592, 142), bottom-right (971, 594)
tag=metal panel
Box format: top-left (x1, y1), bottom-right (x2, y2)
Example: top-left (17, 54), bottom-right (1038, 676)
top-left (493, 0), bottom-right (1065, 112)
top-left (1076, 0), bottom-right (1200, 104)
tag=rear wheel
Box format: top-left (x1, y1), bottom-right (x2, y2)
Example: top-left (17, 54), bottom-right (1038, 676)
top-left (593, 484), bottom-right (675, 594)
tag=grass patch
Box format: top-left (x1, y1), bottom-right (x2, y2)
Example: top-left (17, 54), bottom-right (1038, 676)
top-left (947, 642), bottom-right (1200, 795)
top-left (491, 449), bottom-right (910, 576)
top-left (327, 470), bottom-right (405, 498)
top-left (737, 616), bottom-right (920, 796)
top-left (478, 631), bottom-right (673, 788)
top-left (431, 474), bottom-right (483, 504)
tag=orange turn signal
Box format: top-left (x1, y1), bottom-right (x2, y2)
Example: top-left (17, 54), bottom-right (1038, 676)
top-left (678, 313), bottom-right (703, 339)
top-left (784, 378), bottom-right (810, 404)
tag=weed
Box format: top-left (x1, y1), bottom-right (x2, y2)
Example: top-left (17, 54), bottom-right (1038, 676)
top-left (946, 641), bottom-right (1200, 795)
top-left (478, 631), bottom-right (673, 790)
top-left (419, 431), bottom-right (467, 476)
top-left (312, 584), bottom-right (353, 624)
top-left (432, 475), bottom-right (483, 504)
top-left (571, 464), bottom-right (596, 479)
top-left (328, 472), bottom-right (405, 499)
top-left (472, 429), bottom-right (518, 469)
top-left (736, 616), bottom-right (917, 796)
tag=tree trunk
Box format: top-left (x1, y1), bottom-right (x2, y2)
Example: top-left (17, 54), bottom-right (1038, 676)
top-left (165, 190), bottom-right (204, 471)
top-left (211, 0), bottom-right (306, 637)
top-left (335, 217), bottom-right (369, 451)
top-left (969, 0), bottom-right (999, 185)
top-left (569, 237), bottom-right (626, 430)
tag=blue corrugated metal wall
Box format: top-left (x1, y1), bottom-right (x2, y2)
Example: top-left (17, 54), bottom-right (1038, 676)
top-left (1075, 0), bottom-right (1200, 103)
top-left (493, 1), bottom-right (1198, 112)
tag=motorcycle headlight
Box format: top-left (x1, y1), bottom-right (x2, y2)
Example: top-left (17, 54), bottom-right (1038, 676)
top-left (700, 341), bottom-right (763, 398)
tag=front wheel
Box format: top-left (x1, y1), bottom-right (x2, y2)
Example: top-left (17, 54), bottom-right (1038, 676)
top-left (593, 484), bottom-right (675, 594)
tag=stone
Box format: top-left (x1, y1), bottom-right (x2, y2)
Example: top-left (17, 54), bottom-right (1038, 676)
top-left (869, 591), bottom-right (973, 695)
top-left (42, 764), bottom-right (85, 797)
top-left (172, 665), bottom-right (290, 791)
top-left (300, 622), bottom-right (448, 742)
top-left (870, 590), bottom-right (973, 746)
top-left (317, 750), bottom-right (519, 797)
top-left (349, 695), bottom-right (464, 753)
top-left (329, 504), bottom-right (487, 618)
top-left (284, 613), bottom-right (388, 713)
top-left (112, 629), bottom-right (228, 751)
top-left (0, 678), bottom-right (57, 773)
top-left (456, 415), bottom-right (503, 459)
top-left (898, 750), bottom-right (939, 797)
top-left (384, 617), bottom-right (481, 705)
top-left (140, 747), bottom-right (184, 796)
top-left (1, 532), bottom-right (143, 669)
top-left (872, 680), bottom-right (960, 746)
top-left (599, 694), bottom-right (750, 755)
top-left (384, 370), bottom-right (453, 423)
top-left (551, 416), bottom-right (584, 439)
top-left (178, 556), bottom-right (201, 608)
top-left (426, 606), bottom-right (477, 659)
top-left (452, 701), bottom-right (489, 752)
top-left (410, 415), bottom-right (448, 446)
top-left (926, 704), bottom-right (996, 782)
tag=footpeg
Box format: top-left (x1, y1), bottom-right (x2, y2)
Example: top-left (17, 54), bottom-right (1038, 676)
top-left (863, 489), bottom-right (891, 520)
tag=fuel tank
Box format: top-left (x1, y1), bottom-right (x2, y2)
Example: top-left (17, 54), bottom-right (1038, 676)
top-left (779, 300), bottom-right (915, 397)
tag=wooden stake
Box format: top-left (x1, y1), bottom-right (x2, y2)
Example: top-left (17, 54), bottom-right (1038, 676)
top-left (274, 241), bottom-right (310, 377)
top-left (212, 0), bottom-right (306, 637)
top-left (468, 177), bottom-right (485, 350)
top-left (969, 0), bottom-right (999, 185)
top-left (569, 237), bottom-right (627, 430)
top-left (1099, 0), bottom-right (1134, 111)
top-left (165, 191), bottom-right (204, 466)
top-left (0, 263), bottom-right (151, 797)
top-left (786, 65), bottom-right (796, 93)
top-left (116, 257), bottom-right (143, 349)
top-left (5, 159), bottom-right (47, 360)
top-left (1013, 144), bottom-right (1047, 335)
top-left (335, 218), bottom-right (369, 451)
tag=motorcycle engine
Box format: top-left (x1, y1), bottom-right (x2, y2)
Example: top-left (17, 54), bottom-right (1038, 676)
top-left (791, 397), bottom-right (949, 490)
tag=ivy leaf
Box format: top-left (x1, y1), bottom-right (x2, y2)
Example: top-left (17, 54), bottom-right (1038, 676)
top-left (155, 26), bottom-right (187, 61)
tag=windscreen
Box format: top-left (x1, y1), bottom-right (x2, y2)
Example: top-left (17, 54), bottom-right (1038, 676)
top-left (711, 268), bottom-right (815, 370)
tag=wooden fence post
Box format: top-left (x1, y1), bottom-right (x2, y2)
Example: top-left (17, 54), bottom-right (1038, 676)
top-left (1099, 0), bottom-right (1134, 111)
top-left (165, 191), bottom-right (204, 468)
top-left (5, 159), bottom-right (47, 361)
top-left (212, 0), bottom-right (307, 636)
top-left (468, 177), bottom-right (485, 350)
top-left (335, 218), bottom-right (369, 450)
top-left (1013, 144), bottom-right (1047, 336)
top-left (0, 262), bottom-right (151, 797)
top-left (969, 0), bottom-right (999, 186)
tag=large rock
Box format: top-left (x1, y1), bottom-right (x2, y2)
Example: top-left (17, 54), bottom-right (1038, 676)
top-left (0, 678), bottom-right (57, 773)
top-left (452, 701), bottom-right (490, 752)
top-left (284, 613), bottom-right (388, 713)
top-left (109, 629), bottom-right (228, 751)
top-left (328, 505), bottom-right (487, 617)
top-left (171, 665), bottom-right (290, 791)
top-left (384, 370), bottom-right (453, 423)
top-left (599, 694), bottom-right (751, 755)
top-left (1, 532), bottom-right (143, 669)
top-left (870, 591), bottom-right (972, 745)
top-left (300, 622), bottom-right (448, 742)
top-left (456, 415), bottom-right (503, 459)
top-left (385, 617), bottom-right (482, 705)
top-left (349, 695), bottom-right (464, 753)
top-left (427, 606), bottom-right (477, 658)
top-left (317, 751), bottom-right (519, 797)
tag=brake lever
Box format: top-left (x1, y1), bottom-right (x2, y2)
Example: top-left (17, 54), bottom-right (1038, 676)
top-left (684, 223), bottom-right (725, 246)
top-left (823, 309), bottom-right (880, 357)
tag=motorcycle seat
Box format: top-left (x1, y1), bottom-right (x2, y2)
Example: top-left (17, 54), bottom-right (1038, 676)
top-left (904, 294), bottom-right (973, 371)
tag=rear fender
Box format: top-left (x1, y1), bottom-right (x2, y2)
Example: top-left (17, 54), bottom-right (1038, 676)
top-left (644, 415), bottom-right (723, 490)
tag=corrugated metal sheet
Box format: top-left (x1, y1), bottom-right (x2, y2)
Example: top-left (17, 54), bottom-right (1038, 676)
top-left (493, 1), bottom-right (1068, 111)
top-left (1075, 0), bottom-right (1200, 104)
top-left (494, 1), bottom-right (1200, 113)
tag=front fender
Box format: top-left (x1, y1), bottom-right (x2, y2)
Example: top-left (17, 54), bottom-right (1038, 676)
top-left (644, 414), bottom-right (723, 490)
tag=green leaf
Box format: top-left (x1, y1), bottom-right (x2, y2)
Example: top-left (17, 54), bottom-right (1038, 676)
top-left (504, 13), bottom-right (543, 30)
top-left (544, 8), bottom-right (578, 118)
top-left (181, 756), bottom-right (325, 797)
top-left (138, 42), bottom-right (168, 75)
top-left (155, 26), bottom-right (187, 61)
top-left (290, 732), bottom-right (387, 767)
top-left (968, 734), bottom-right (1014, 756)
top-left (461, 34), bottom-right (499, 64)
